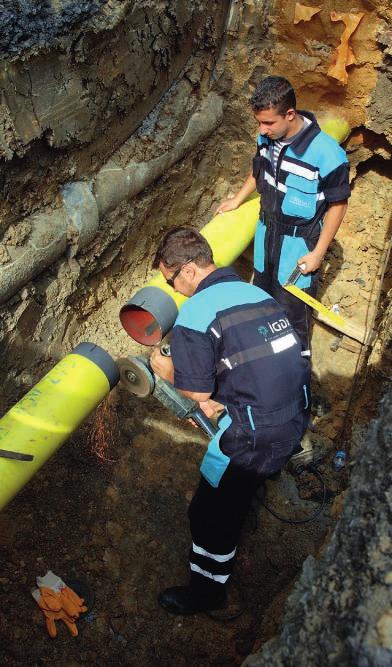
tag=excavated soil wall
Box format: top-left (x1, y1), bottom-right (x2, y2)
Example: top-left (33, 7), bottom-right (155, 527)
top-left (0, 0), bottom-right (229, 229)
top-left (0, 1), bottom-right (391, 665)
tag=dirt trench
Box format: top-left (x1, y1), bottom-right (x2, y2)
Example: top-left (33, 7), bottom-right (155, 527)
top-left (0, 1), bottom-right (392, 666)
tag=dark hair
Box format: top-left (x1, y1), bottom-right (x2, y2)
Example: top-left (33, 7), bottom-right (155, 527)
top-left (250, 76), bottom-right (296, 115)
top-left (152, 226), bottom-right (214, 269)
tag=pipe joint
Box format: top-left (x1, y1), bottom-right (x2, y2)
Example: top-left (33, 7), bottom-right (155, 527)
top-left (61, 181), bottom-right (100, 256)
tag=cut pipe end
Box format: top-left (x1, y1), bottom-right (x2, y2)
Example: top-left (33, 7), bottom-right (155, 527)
top-left (119, 286), bottom-right (179, 346)
top-left (120, 305), bottom-right (162, 345)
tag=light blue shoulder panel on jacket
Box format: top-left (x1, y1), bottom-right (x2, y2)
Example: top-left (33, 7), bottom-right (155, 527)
top-left (175, 282), bottom-right (270, 333)
top-left (287, 131), bottom-right (348, 179)
top-left (257, 133), bottom-right (268, 148)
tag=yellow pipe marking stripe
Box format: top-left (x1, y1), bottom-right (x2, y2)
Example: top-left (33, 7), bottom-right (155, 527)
top-left (283, 284), bottom-right (347, 327)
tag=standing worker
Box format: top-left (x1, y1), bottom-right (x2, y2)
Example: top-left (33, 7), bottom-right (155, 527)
top-left (150, 226), bottom-right (311, 615)
top-left (215, 76), bottom-right (351, 357)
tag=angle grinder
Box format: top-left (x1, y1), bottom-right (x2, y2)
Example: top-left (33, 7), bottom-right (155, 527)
top-left (117, 353), bottom-right (218, 439)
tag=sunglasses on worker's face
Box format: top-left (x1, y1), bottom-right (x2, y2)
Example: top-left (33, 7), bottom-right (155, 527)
top-left (166, 259), bottom-right (193, 289)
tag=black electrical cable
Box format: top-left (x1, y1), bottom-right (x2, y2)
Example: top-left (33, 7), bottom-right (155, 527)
top-left (204, 466), bottom-right (327, 623)
top-left (257, 464), bottom-right (327, 525)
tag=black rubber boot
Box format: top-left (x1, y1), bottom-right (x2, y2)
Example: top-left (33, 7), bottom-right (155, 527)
top-left (158, 585), bottom-right (227, 615)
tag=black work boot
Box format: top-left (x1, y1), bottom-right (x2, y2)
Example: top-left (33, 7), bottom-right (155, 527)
top-left (158, 584), bottom-right (227, 615)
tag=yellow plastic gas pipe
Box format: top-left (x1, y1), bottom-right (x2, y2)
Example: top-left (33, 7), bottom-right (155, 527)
top-left (0, 343), bottom-right (119, 511)
top-left (151, 194), bottom-right (260, 307)
top-left (120, 195), bottom-right (260, 344)
top-left (119, 116), bottom-right (349, 345)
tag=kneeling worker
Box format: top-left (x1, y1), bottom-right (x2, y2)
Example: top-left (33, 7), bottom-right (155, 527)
top-left (150, 226), bottom-right (310, 615)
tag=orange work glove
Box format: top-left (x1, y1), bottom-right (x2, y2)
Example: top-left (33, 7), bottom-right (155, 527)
top-left (32, 571), bottom-right (87, 638)
top-left (37, 586), bottom-right (62, 613)
top-left (32, 586), bottom-right (79, 637)
top-left (59, 585), bottom-right (87, 618)
top-left (36, 570), bottom-right (87, 617)
top-left (44, 608), bottom-right (79, 638)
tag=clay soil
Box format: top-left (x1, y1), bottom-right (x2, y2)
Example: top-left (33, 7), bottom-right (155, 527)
top-left (0, 148), bottom-right (390, 667)
top-left (0, 381), bottom-right (341, 667)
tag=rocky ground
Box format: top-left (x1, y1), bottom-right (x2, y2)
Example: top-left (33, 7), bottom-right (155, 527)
top-left (0, 1), bottom-right (391, 665)
top-left (244, 383), bottom-right (392, 667)
top-left (0, 382), bottom-right (349, 667)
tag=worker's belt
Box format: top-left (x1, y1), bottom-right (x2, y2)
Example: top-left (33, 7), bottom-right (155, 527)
top-left (225, 388), bottom-right (309, 428)
top-left (262, 214), bottom-right (321, 240)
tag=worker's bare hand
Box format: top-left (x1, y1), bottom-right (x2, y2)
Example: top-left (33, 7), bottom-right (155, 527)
top-left (198, 399), bottom-right (225, 419)
top-left (214, 197), bottom-right (239, 216)
top-left (150, 348), bottom-right (174, 383)
top-left (298, 250), bottom-right (324, 274)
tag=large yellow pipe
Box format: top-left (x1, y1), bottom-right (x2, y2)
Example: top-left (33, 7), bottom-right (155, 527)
top-left (0, 343), bottom-right (119, 511)
top-left (120, 195), bottom-right (260, 344)
top-left (119, 115), bottom-right (349, 346)
top-left (151, 194), bottom-right (259, 306)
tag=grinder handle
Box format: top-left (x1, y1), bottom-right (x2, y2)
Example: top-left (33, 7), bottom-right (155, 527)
top-left (157, 345), bottom-right (218, 438)
top-left (190, 408), bottom-right (218, 438)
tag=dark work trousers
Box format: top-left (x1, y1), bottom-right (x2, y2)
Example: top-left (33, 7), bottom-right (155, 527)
top-left (188, 409), bottom-right (309, 594)
top-left (253, 220), bottom-right (320, 354)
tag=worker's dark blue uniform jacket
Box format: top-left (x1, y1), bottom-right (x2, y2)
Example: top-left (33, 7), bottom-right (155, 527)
top-left (171, 267), bottom-right (310, 487)
top-left (253, 111), bottom-right (350, 290)
top-left (252, 111), bottom-right (350, 350)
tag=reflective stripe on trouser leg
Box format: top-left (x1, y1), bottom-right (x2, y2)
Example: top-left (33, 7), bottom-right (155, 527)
top-left (190, 543), bottom-right (236, 584)
top-left (188, 467), bottom-right (260, 586)
top-left (301, 302), bottom-right (312, 357)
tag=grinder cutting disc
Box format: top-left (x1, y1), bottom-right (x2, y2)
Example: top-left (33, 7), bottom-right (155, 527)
top-left (117, 356), bottom-right (155, 397)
